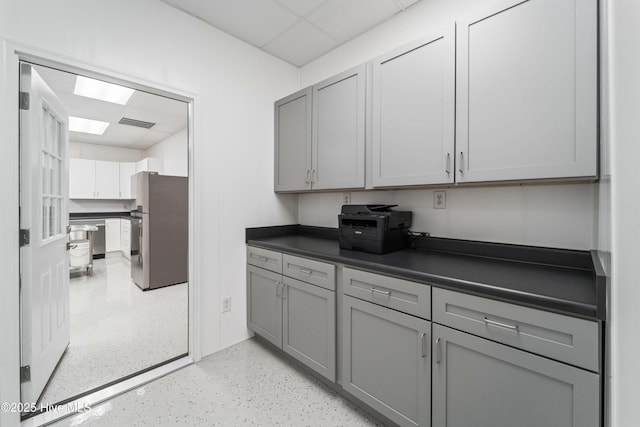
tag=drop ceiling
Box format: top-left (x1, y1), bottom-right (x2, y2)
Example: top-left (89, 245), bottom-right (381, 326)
top-left (33, 65), bottom-right (188, 150)
top-left (160, 0), bottom-right (422, 67)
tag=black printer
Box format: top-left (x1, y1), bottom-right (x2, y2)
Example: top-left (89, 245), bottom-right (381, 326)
top-left (338, 205), bottom-right (413, 254)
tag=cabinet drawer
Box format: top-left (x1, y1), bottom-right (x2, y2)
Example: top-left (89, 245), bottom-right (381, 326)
top-left (432, 288), bottom-right (599, 372)
top-left (343, 268), bottom-right (431, 320)
top-left (282, 254), bottom-right (335, 291)
top-left (247, 246), bottom-right (282, 274)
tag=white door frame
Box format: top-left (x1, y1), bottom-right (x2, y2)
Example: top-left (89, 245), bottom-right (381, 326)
top-left (0, 38), bottom-right (201, 427)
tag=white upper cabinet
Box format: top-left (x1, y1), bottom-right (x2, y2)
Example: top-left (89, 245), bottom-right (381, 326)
top-left (135, 157), bottom-right (163, 174)
top-left (95, 160), bottom-right (120, 199)
top-left (119, 162), bottom-right (136, 199)
top-left (455, 0), bottom-right (597, 183)
top-left (371, 25), bottom-right (456, 187)
top-left (69, 159), bottom-right (96, 199)
top-left (274, 88), bottom-right (312, 192)
top-left (312, 65), bottom-right (366, 190)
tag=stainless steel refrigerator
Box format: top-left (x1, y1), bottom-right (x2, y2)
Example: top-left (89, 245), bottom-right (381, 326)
top-left (131, 172), bottom-right (188, 290)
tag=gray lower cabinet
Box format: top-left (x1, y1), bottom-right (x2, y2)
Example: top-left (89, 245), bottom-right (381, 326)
top-left (247, 265), bottom-right (283, 347)
top-left (282, 276), bottom-right (336, 381)
top-left (342, 295), bottom-right (430, 427)
top-left (247, 258), bottom-right (336, 382)
top-left (432, 324), bottom-right (600, 427)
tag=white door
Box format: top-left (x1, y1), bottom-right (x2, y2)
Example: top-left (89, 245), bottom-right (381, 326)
top-left (19, 63), bottom-right (70, 404)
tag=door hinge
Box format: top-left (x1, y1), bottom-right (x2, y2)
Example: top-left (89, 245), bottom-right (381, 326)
top-left (19, 91), bottom-right (30, 110)
top-left (20, 365), bottom-right (31, 383)
top-left (19, 229), bottom-right (30, 247)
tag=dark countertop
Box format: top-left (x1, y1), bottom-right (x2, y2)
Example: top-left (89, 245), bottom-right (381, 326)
top-left (247, 225), bottom-right (606, 321)
top-left (70, 212), bottom-right (132, 220)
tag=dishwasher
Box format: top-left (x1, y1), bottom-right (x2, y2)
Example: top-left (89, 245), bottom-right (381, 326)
top-left (69, 218), bottom-right (106, 258)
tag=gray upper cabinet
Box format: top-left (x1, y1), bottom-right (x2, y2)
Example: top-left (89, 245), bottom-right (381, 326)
top-left (456, 0), bottom-right (597, 183)
top-left (274, 88), bottom-right (312, 192)
top-left (432, 324), bottom-right (600, 427)
top-left (371, 24), bottom-right (455, 187)
top-left (312, 65), bottom-right (366, 190)
top-left (343, 295), bottom-right (430, 427)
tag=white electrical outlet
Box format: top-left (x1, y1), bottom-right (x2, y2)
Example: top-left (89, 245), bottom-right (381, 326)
top-left (222, 297), bottom-right (231, 313)
top-left (434, 191), bottom-right (446, 209)
top-left (343, 193), bottom-right (351, 205)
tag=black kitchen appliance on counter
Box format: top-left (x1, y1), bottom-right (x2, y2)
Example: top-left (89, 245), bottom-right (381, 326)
top-left (338, 204), bottom-right (412, 254)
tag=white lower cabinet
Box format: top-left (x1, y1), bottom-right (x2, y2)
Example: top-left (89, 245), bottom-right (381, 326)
top-left (342, 295), bottom-right (430, 427)
top-left (105, 219), bottom-right (121, 253)
top-left (432, 324), bottom-right (599, 427)
top-left (120, 219), bottom-right (131, 259)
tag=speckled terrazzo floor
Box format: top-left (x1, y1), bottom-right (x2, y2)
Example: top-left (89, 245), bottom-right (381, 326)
top-left (48, 338), bottom-right (384, 427)
top-left (39, 256), bottom-right (188, 406)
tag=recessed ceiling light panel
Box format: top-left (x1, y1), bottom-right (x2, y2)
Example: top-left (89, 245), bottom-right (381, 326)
top-left (74, 76), bottom-right (135, 105)
top-left (68, 116), bottom-right (110, 135)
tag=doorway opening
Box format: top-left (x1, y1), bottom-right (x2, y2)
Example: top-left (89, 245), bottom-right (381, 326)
top-left (18, 60), bottom-right (191, 418)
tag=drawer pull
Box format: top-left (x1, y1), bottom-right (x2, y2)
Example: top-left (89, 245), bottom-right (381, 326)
top-left (435, 338), bottom-right (441, 364)
top-left (257, 256), bottom-right (268, 262)
top-left (421, 333), bottom-right (427, 358)
top-left (371, 287), bottom-right (390, 297)
top-left (298, 268), bottom-right (313, 275)
top-left (484, 317), bottom-right (519, 332)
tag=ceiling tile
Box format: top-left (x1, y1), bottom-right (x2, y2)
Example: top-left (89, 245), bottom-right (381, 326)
top-left (263, 20), bottom-right (337, 67)
top-left (397, 0), bottom-right (421, 9)
top-left (307, 0), bottom-right (400, 42)
top-left (127, 92), bottom-right (187, 118)
top-left (197, 0), bottom-right (298, 47)
top-left (160, 0), bottom-right (205, 16)
top-left (140, 129), bottom-right (173, 143)
top-left (276, 0), bottom-right (328, 17)
top-left (33, 65), bottom-right (77, 94)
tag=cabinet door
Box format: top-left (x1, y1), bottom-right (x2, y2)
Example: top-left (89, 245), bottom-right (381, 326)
top-left (119, 162), bottom-right (136, 199)
top-left (247, 265), bottom-right (283, 347)
top-left (105, 219), bottom-right (121, 253)
top-left (372, 25), bottom-right (455, 187)
top-left (456, 0), bottom-right (597, 183)
top-left (274, 88), bottom-right (312, 192)
top-left (312, 65), bottom-right (365, 190)
top-left (343, 295), bottom-right (430, 427)
top-left (69, 159), bottom-right (96, 199)
top-left (282, 277), bottom-right (335, 381)
top-left (95, 161), bottom-right (120, 199)
top-left (432, 324), bottom-right (599, 427)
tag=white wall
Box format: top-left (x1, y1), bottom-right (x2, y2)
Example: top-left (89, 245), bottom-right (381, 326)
top-left (144, 128), bottom-right (188, 177)
top-left (70, 141), bottom-right (145, 162)
top-left (609, 0), bottom-right (640, 426)
top-left (300, 184), bottom-right (596, 250)
top-left (0, 1), bottom-right (299, 416)
top-left (298, 0), bottom-right (597, 251)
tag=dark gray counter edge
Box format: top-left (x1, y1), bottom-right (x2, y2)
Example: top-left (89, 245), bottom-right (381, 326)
top-left (70, 212), bottom-right (132, 219)
top-left (246, 225), bottom-right (604, 321)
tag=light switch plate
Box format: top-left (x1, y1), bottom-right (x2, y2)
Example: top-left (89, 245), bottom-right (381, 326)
top-left (434, 191), bottom-right (446, 209)
top-left (222, 297), bottom-right (231, 312)
top-left (343, 193), bottom-right (351, 205)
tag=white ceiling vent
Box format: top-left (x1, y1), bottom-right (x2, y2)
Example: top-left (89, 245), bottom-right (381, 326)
top-left (118, 117), bottom-right (156, 129)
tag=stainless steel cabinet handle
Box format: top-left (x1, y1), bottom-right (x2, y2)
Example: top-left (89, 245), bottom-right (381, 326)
top-left (484, 317), bottom-right (519, 332)
top-left (445, 152), bottom-right (451, 175)
top-left (435, 338), bottom-right (441, 364)
top-left (311, 169), bottom-right (317, 183)
top-left (421, 333), bottom-right (427, 358)
top-left (298, 268), bottom-right (313, 275)
top-left (282, 284), bottom-right (287, 299)
top-left (257, 256), bottom-right (268, 262)
top-left (458, 151), bottom-right (464, 174)
top-left (371, 287), bottom-right (390, 297)
top-left (276, 282), bottom-right (282, 297)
